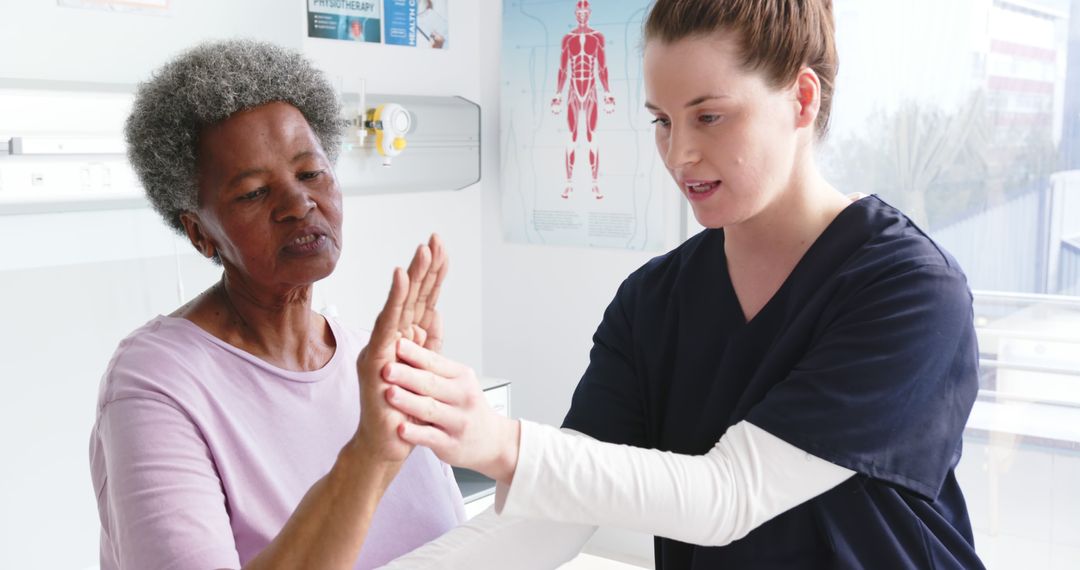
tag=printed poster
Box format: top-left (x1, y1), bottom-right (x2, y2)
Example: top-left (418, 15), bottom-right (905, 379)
top-left (385, 0), bottom-right (449, 49)
top-left (307, 0), bottom-right (382, 43)
top-left (308, 0), bottom-right (448, 48)
top-left (502, 0), bottom-right (667, 250)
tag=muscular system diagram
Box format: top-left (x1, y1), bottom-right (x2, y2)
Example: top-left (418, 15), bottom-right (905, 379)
top-left (551, 0), bottom-right (615, 200)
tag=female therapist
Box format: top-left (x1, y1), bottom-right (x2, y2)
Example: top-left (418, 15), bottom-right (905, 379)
top-left (379, 0), bottom-right (985, 568)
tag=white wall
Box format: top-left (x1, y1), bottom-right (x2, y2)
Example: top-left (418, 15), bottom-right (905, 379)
top-left (0, 0), bottom-right (302, 84)
top-left (3, 0), bottom-right (674, 566)
top-left (300, 12), bottom-right (487, 375)
top-left (0, 2), bottom-right (486, 569)
top-left (476, 2), bottom-right (679, 564)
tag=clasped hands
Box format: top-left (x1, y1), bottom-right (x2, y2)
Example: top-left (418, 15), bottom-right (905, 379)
top-left (383, 338), bottom-right (520, 484)
top-left (355, 234), bottom-right (519, 484)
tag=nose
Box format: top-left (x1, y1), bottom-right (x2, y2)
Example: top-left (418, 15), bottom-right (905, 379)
top-left (663, 124), bottom-right (700, 170)
top-left (273, 180), bottom-right (316, 222)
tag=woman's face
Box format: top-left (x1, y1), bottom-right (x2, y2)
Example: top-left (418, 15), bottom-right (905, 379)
top-left (185, 101), bottom-right (343, 292)
top-left (644, 33), bottom-right (806, 229)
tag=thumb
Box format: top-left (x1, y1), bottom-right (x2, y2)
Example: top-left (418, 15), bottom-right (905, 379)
top-left (370, 268), bottom-right (409, 352)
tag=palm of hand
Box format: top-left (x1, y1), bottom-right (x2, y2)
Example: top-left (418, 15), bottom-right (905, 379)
top-left (357, 344), bottom-right (413, 462)
top-left (353, 234), bottom-right (449, 463)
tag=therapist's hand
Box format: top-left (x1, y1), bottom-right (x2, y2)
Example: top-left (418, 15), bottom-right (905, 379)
top-left (381, 340), bottom-right (521, 484)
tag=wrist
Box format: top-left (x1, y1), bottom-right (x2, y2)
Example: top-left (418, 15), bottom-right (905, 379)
top-left (489, 418), bottom-right (521, 485)
top-left (340, 435), bottom-right (402, 489)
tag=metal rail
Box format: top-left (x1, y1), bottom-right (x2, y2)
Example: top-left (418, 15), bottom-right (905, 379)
top-left (977, 388), bottom-right (1080, 409)
top-left (979, 358), bottom-right (1080, 378)
top-left (976, 327), bottom-right (1080, 344)
top-left (973, 290), bottom-right (1080, 308)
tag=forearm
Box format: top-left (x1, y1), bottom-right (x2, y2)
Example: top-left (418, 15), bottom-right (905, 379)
top-left (495, 421), bottom-right (854, 547)
top-left (379, 507), bottom-right (595, 569)
top-left (244, 439), bottom-right (400, 570)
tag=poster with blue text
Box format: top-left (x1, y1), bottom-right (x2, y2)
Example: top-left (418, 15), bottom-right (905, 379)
top-left (385, 0), bottom-right (449, 49)
top-left (308, 0), bottom-right (382, 43)
top-left (502, 0), bottom-right (667, 250)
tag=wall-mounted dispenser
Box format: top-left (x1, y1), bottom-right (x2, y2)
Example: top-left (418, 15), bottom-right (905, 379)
top-left (367, 103), bottom-right (412, 167)
top-left (336, 92), bottom-right (481, 195)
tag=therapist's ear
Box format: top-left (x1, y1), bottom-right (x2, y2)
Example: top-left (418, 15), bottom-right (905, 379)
top-left (179, 211), bottom-right (217, 260)
top-left (792, 67), bottom-right (821, 131)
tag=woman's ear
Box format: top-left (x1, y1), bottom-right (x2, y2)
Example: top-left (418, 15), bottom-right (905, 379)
top-left (793, 67), bottom-right (821, 131)
top-left (179, 211), bottom-right (216, 260)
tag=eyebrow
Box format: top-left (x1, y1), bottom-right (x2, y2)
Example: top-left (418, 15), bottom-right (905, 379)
top-left (226, 151), bottom-right (318, 188)
top-left (644, 94), bottom-right (733, 111)
top-left (291, 150), bottom-right (316, 162)
top-left (227, 168), bottom-right (267, 189)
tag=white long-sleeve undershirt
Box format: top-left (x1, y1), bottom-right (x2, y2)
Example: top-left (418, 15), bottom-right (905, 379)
top-left (379, 420), bottom-right (853, 569)
top-left (376, 505), bottom-right (595, 569)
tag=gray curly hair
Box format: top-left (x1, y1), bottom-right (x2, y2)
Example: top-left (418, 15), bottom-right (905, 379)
top-left (125, 38), bottom-right (343, 234)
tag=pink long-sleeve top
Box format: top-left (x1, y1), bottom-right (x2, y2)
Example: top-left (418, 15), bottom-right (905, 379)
top-left (89, 315), bottom-right (465, 570)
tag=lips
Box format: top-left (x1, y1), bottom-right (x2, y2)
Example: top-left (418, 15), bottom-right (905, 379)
top-left (680, 178), bottom-right (722, 201)
top-left (282, 228), bottom-right (330, 255)
top-left (686, 181), bottom-right (720, 194)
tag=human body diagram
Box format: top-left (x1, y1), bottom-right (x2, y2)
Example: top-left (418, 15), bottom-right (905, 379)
top-left (551, 0), bottom-right (615, 200)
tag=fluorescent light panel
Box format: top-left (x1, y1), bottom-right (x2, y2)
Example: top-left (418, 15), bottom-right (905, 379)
top-left (8, 136), bottom-right (124, 155)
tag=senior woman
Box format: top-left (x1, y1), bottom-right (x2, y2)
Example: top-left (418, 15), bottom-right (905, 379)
top-left (377, 0), bottom-right (985, 569)
top-left (88, 39), bottom-right (463, 570)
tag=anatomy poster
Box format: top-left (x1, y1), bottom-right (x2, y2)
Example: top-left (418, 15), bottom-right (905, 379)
top-left (502, 0), bottom-right (667, 250)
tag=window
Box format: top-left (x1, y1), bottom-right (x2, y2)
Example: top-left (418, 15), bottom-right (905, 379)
top-left (819, 1), bottom-right (1080, 566)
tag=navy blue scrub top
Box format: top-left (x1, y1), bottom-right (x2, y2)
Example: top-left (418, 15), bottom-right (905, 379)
top-left (562, 196), bottom-right (984, 569)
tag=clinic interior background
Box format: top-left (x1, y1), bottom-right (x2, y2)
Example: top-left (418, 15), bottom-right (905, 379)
top-left (2, 0), bottom-right (1080, 568)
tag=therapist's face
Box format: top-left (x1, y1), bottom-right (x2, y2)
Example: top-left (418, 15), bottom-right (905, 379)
top-left (180, 101), bottom-right (343, 293)
top-left (644, 33), bottom-right (809, 229)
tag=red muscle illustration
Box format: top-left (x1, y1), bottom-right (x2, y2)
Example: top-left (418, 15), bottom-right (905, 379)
top-left (551, 0), bottom-right (615, 199)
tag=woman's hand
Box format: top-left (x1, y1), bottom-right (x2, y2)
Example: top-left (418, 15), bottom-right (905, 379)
top-left (353, 235), bottom-right (447, 464)
top-left (399, 234), bottom-right (448, 353)
top-left (381, 339), bottom-right (521, 484)
top-left (353, 268), bottom-right (415, 464)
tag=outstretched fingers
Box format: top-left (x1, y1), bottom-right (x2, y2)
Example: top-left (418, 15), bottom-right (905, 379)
top-left (410, 324), bottom-right (429, 349)
top-left (412, 235), bottom-right (447, 343)
top-left (400, 244), bottom-right (432, 339)
top-left (415, 234), bottom-right (448, 332)
top-left (370, 267), bottom-right (409, 352)
top-left (421, 311), bottom-right (443, 353)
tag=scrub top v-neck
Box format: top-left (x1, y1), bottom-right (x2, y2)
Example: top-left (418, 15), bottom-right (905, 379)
top-left (563, 195), bottom-right (983, 569)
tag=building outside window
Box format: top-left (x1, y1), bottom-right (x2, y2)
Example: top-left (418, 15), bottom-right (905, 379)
top-left (820, 0), bottom-right (1080, 566)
